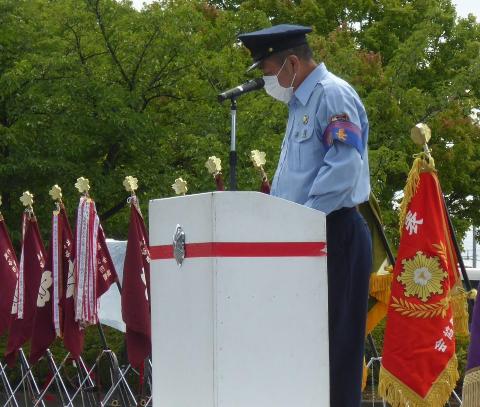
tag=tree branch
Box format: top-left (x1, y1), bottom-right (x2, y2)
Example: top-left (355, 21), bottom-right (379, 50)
top-left (89, 0), bottom-right (133, 90)
top-left (143, 51), bottom-right (178, 93)
top-left (130, 27), bottom-right (161, 87)
top-left (140, 93), bottom-right (180, 111)
top-left (103, 142), bottom-right (121, 174)
top-left (99, 197), bottom-right (128, 221)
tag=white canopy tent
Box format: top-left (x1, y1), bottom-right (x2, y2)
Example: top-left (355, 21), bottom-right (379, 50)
top-left (99, 239), bottom-right (127, 332)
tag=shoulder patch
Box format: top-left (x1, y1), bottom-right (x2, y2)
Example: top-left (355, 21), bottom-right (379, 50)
top-left (329, 113), bottom-right (350, 122)
top-left (322, 120), bottom-right (364, 156)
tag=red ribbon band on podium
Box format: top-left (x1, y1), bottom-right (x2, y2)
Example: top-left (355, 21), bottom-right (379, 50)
top-left (151, 241), bottom-right (327, 260)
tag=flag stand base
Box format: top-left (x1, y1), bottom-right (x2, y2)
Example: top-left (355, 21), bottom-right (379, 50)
top-left (0, 360), bottom-right (18, 407)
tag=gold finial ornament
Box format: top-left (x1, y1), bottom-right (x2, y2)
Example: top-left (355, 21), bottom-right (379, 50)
top-left (123, 176), bottom-right (138, 195)
top-left (20, 191), bottom-right (34, 208)
top-left (410, 123), bottom-right (432, 146)
top-left (49, 185), bottom-right (63, 202)
top-left (75, 177), bottom-right (90, 195)
top-left (205, 156), bottom-right (222, 177)
top-left (250, 150), bottom-right (266, 168)
top-left (410, 123), bottom-right (434, 166)
top-left (172, 178), bottom-right (188, 196)
top-left (250, 150), bottom-right (268, 180)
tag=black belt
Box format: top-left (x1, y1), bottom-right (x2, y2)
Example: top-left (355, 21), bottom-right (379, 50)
top-left (327, 206), bottom-right (359, 219)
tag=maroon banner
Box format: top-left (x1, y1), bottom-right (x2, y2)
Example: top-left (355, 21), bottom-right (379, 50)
top-left (122, 200), bottom-right (151, 368)
top-left (64, 212), bottom-right (117, 358)
top-left (214, 174), bottom-right (225, 191)
top-left (30, 209), bottom-right (64, 363)
top-left (96, 225), bottom-right (118, 298)
top-left (260, 179), bottom-right (271, 194)
top-left (29, 249), bottom-right (56, 363)
top-left (0, 216), bottom-right (19, 337)
top-left (59, 205), bottom-right (85, 360)
top-left (74, 196), bottom-right (118, 328)
top-left (5, 215), bottom-right (46, 366)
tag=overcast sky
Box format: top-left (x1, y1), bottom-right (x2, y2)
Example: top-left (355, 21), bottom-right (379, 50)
top-left (453, 0), bottom-right (480, 18)
top-left (132, 0), bottom-right (479, 19)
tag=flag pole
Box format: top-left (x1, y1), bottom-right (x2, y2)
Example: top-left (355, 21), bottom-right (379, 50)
top-left (367, 197), bottom-right (396, 266)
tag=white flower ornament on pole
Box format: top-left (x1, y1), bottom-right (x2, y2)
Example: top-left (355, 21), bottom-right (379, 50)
top-left (172, 178), bottom-right (188, 196)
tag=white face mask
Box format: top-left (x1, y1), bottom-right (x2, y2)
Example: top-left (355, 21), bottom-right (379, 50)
top-left (263, 58), bottom-right (297, 104)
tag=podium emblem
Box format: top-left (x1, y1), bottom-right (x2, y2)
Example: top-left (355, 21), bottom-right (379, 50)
top-left (173, 225), bottom-right (186, 266)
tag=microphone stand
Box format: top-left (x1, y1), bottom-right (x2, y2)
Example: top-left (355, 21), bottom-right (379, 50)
top-left (219, 78), bottom-right (264, 190)
top-left (229, 97), bottom-right (237, 191)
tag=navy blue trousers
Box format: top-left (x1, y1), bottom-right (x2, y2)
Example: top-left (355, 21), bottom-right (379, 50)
top-left (326, 207), bottom-right (372, 407)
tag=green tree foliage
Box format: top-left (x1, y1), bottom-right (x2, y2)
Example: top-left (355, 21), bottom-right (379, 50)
top-left (0, 0), bottom-right (479, 249)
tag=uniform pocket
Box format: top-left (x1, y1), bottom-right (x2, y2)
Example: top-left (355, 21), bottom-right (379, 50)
top-left (291, 124), bottom-right (316, 170)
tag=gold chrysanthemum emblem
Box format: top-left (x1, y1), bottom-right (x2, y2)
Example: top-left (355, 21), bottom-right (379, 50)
top-left (397, 251), bottom-right (447, 302)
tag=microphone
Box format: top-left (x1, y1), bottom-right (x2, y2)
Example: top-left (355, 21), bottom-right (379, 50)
top-left (217, 78), bottom-right (265, 102)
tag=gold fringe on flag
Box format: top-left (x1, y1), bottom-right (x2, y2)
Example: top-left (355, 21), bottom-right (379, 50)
top-left (369, 268), bottom-right (393, 305)
top-left (363, 270), bottom-right (393, 391)
top-left (463, 367), bottom-right (480, 407)
top-left (398, 154), bottom-right (435, 237)
top-left (379, 355), bottom-right (459, 407)
top-left (366, 266), bottom-right (392, 335)
top-left (363, 268), bottom-right (393, 391)
top-left (450, 284), bottom-right (470, 336)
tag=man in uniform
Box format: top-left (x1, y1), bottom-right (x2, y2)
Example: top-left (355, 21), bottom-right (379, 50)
top-left (238, 24), bottom-right (372, 406)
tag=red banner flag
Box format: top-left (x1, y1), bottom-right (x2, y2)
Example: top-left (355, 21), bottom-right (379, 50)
top-left (60, 205), bottom-right (85, 360)
top-left (121, 198), bottom-right (151, 368)
top-left (30, 207), bottom-right (68, 363)
top-left (96, 224), bottom-right (118, 299)
top-left (65, 198), bottom-right (117, 358)
top-left (379, 156), bottom-right (467, 406)
top-left (5, 214), bottom-right (46, 366)
top-left (0, 214), bottom-right (19, 337)
top-left (214, 174), bottom-right (225, 191)
top-left (74, 197), bottom-right (99, 326)
top-left (260, 179), bottom-right (271, 194)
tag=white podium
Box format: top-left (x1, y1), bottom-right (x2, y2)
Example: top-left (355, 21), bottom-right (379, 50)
top-left (149, 192), bottom-right (329, 407)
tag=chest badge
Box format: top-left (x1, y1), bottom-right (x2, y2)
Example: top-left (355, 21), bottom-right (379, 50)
top-left (302, 115), bottom-right (309, 125)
